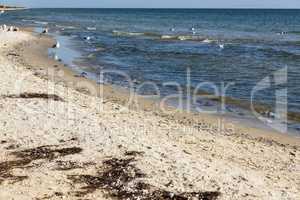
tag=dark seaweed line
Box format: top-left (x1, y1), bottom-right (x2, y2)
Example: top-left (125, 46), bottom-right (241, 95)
top-left (0, 93), bottom-right (65, 102)
top-left (68, 153), bottom-right (221, 200)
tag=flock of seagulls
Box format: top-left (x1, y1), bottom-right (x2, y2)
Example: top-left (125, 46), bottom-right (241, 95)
top-left (0, 24), bottom-right (19, 32)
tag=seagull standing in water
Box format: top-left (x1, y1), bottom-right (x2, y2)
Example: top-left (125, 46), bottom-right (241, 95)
top-left (42, 28), bottom-right (48, 34)
top-left (170, 27), bottom-right (175, 32)
top-left (219, 44), bottom-right (224, 49)
top-left (190, 27), bottom-right (197, 35)
top-left (53, 41), bottom-right (60, 48)
top-left (84, 36), bottom-right (91, 41)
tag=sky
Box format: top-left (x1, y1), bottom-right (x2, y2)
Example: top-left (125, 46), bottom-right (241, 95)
top-left (3, 0), bottom-right (300, 8)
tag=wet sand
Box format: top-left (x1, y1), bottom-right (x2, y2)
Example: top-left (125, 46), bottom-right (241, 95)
top-left (0, 30), bottom-right (299, 199)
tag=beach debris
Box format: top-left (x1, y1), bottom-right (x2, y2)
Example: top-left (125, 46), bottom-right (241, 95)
top-left (68, 152), bottom-right (221, 199)
top-left (54, 160), bottom-right (95, 171)
top-left (0, 145), bottom-right (83, 185)
top-left (124, 150), bottom-right (145, 156)
top-left (53, 41), bottom-right (60, 48)
top-left (7, 52), bottom-right (20, 57)
top-left (11, 146), bottom-right (83, 161)
top-left (0, 159), bottom-right (30, 185)
top-left (1, 92), bottom-right (65, 102)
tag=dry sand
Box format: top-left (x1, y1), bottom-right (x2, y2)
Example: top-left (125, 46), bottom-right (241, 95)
top-left (0, 30), bottom-right (299, 200)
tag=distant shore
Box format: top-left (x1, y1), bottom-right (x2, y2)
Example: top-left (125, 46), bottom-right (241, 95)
top-left (0, 6), bottom-right (25, 11)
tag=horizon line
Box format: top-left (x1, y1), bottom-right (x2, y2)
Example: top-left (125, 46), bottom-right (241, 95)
top-left (25, 7), bottom-right (300, 9)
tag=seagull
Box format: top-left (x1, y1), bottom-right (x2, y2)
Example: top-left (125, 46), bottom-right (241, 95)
top-left (84, 36), bottom-right (91, 41)
top-left (42, 28), bottom-right (48, 34)
top-left (170, 27), bottom-right (175, 32)
top-left (54, 54), bottom-right (59, 61)
top-left (53, 41), bottom-right (60, 48)
top-left (0, 10), bottom-right (4, 14)
top-left (219, 44), bottom-right (224, 49)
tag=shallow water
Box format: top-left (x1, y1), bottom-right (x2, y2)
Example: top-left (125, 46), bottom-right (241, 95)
top-left (2, 9), bottom-right (300, 135)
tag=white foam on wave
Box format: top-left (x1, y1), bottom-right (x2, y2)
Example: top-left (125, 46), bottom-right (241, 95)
top-left (55, 25), bottom-right (76, 29)
top-left (202, 39), bottom-right (213, 43)
top-left (34, 21), bottom-right (49, 25)
top-left (112, 30), bottom-right (144, 36)
top-left (87, 27), bottom-right (97, 31)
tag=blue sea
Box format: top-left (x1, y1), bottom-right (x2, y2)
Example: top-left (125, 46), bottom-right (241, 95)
top-left (1, 9), bottom-right (300, 134)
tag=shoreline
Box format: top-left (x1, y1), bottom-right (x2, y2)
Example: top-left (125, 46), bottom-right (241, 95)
top-left (20, 29), bottom-right (300, 146)
top-left (0, 29), bottom-right (299, 199)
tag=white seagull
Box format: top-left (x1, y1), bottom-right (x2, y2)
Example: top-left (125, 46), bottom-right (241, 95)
top-left (53, 41), bottom-right (60, 48)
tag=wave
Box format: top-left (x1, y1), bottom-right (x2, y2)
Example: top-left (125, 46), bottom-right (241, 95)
top-left (112, 30), bottom-right (162, 37)
top-left (33, 21), bottom-right (49, 25)
top-left (22, 19), bottom-right (34, 22)
top-left (55, 25), bottom-right (77, 29)
top-left (86, 27), bottom-right (97, 31)
top-left (160, 35), bottom-right (217, 43)
top-left (112, 30), bottom-right (145, 37)
top-left (161, 35), bottom-right (200, 41)
top-left (112, 30), bottom-right (216, 43)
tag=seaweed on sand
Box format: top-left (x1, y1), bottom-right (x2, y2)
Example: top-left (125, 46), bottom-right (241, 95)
top-left (0, 159), bottom-right (30, 184)
top-left (1, 93), bottom-right (65, 102)
top-left (54, 160), bottom-right (95, 171)
top-left (0, 145), bottom-right (82, 185)
top-left (11, 146), bottom-right (82, 161)
top-left (68, 152), bottom-right (221, 200)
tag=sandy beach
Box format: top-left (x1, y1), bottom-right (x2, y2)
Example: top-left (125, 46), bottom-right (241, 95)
top-left (0, 30), bottom-right (299, 199)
